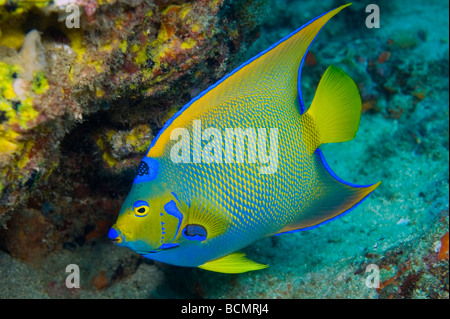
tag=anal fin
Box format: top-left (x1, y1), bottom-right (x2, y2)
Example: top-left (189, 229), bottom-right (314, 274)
top-left (198, 252), bottom-right (268, 274)
top-left (276, 149), bottom-right (381, 235)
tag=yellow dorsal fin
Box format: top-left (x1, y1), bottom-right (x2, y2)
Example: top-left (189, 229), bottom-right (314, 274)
top-left (147, 4), bottom-right (352, 157)
top-left (306, 65), bottom-right (362, 151)
top-left (199, 252), bottom-right (268, 274)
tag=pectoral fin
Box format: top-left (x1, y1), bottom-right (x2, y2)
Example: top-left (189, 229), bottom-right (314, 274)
top-left (199, 252), bottom-right (268, 274)
top-left (183, 197), bottom-right (230, 241)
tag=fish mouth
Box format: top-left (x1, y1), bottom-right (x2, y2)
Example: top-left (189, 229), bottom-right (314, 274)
top-left (108, 226), bottom-right (124, 244)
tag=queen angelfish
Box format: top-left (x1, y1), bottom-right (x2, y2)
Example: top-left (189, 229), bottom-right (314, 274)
top-left (108, 3), bottom-right (381, 273)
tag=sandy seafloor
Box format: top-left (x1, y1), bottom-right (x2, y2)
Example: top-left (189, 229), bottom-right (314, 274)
top-left (0, 0), bottom-right (448, 298)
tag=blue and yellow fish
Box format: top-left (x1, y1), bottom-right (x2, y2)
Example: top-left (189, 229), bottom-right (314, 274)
top-left (108, 3), bottom-right (380, 273)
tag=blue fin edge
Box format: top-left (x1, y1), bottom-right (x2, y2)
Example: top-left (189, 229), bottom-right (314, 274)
top-left (274, 191), bottom-right (373, 235)
top-left (146, 6), bottom-right (341, 154)
top-left (296, 11), bottom-right (333, 114)
top-left (315, 148), bottom-right (375, 189)
top-left (275, 148), bottom-right (378, 235)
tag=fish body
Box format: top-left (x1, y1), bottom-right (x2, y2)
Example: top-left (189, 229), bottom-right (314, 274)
top-left (108, 3), bottom-right (380, 273)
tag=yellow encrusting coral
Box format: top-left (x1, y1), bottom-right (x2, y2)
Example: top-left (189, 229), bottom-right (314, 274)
top-left (125, 124), bottom-right (153, 153)
top-left (32, 71), bottom-right (49, 95)
top-left (119, 40), bottom-right (128, 54)
top-left (95, 124), bottom-right (153, 169)
top-left (96, 132), bottom-right (118, 168)
top-left (64, 28), bottom-right (86, 62)
top-left (0, 61), bottom-right (20, 99)
top-left (0, 58), bottom-right (46, 132)
top-left (0, 129), bottom-right (19, 162)
top-left (0, 26), bottom-right (25, 50)
top-left (181, 38), bottom-right (197, 50)
top-left (0, 32), bottom-right (49, 178)
top-left (0, 0), bottom-right (50, 24)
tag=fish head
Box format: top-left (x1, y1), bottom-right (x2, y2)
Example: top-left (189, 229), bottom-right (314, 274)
top-left (108, 157), bottom-right (183, 255)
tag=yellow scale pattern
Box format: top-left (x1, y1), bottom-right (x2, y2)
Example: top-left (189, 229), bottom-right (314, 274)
top-left (158, 92), bottom-right (321, 250)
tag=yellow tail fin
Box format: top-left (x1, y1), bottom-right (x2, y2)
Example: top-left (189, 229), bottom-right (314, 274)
top-left (307, 65), bottom-right (362, 147)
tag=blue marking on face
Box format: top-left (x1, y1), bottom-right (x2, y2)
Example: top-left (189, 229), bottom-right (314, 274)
top-left (182, 224), bottom-right (207, 241)
top-left (134, 200), bottom-right (149, 208)
top-left (108, 227), bottom-right (118, 240)
top-left (141, 243), bottom-right (180, 256)
top-left (164, 200), bottom-right (183, 242)
top-left (133, 157), bottom-right (159, 184)
top-left (159, 243), bottom-right (179, 250)
top-left (133, 200), bottom-right (149, 217)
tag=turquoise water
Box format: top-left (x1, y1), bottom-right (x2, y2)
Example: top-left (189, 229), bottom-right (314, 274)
top-left (0, 0), bottom-right (448, 299)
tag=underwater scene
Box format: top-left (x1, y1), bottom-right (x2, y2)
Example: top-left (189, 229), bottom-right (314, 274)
top-left (0, 0), bottom-right (448, 300)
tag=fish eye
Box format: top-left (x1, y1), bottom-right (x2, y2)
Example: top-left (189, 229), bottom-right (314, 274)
top-left (133, 200), bottom-right (149, 217)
